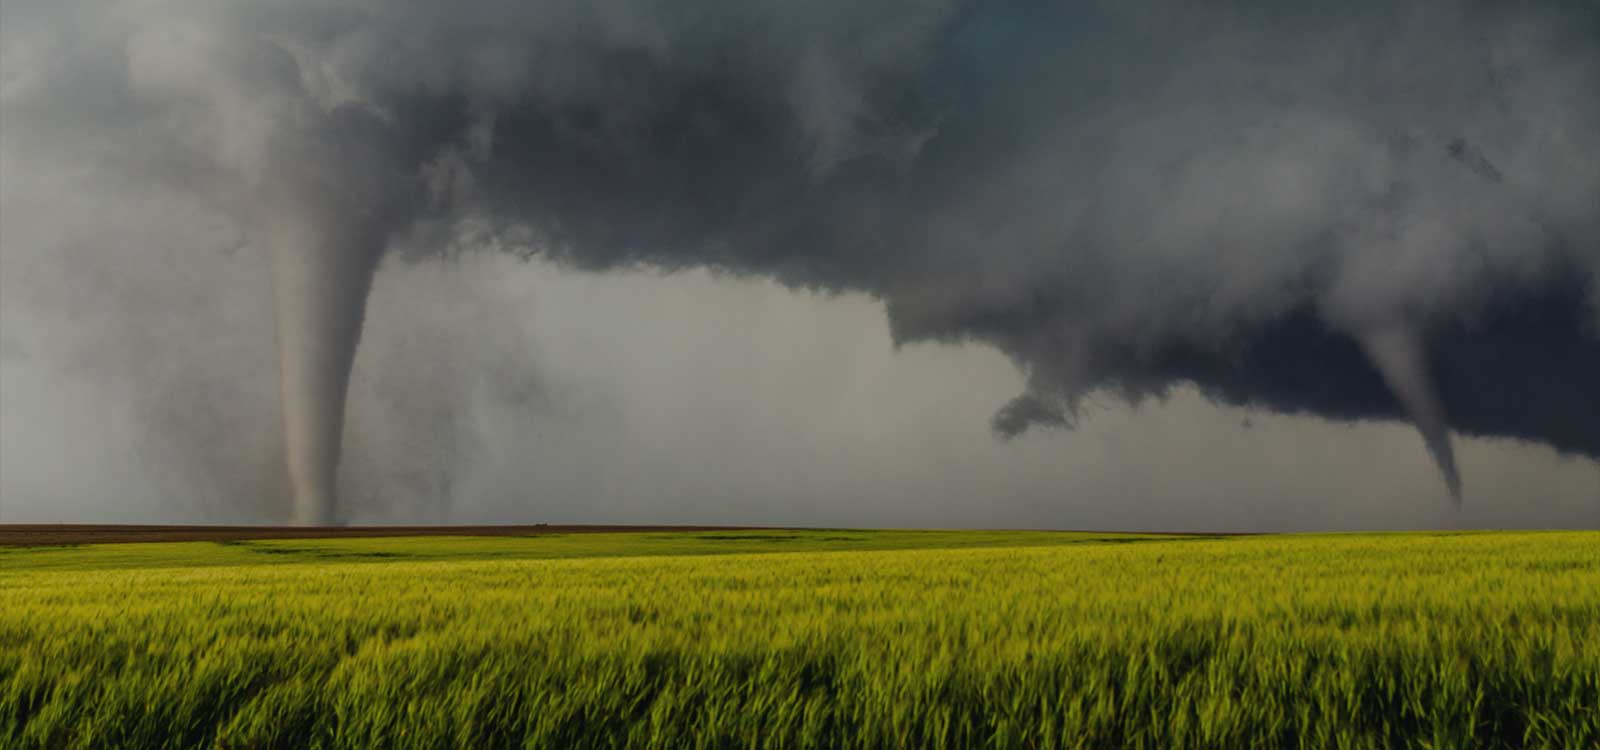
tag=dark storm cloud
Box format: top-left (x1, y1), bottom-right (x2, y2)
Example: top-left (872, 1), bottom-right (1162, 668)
top-left (3, 0), bottom-right (1597, 510)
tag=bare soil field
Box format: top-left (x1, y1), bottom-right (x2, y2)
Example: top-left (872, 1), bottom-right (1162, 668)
top-left (0, 524), bottom-right (771, 547)
top-left (0, 525), bottom-right (1253, 547)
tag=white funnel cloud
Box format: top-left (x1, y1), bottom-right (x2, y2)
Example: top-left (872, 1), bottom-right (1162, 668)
top-left (1359, 327), bottom-right (1463, 504)
top-left (265, 202), bottom-right (385, 526)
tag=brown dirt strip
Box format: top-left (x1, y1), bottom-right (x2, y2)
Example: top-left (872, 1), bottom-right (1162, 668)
top-left (0, 524), bottom-right (775, 547)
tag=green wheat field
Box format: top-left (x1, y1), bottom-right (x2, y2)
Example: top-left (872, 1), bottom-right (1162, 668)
top-left (2, 529), bottom-right (1597, 749)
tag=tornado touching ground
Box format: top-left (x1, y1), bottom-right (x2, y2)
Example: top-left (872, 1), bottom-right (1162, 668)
top-left (253, 107), bottom-right (418, 525)
top-left (3, 0), bottom-right (1599, 523)
top-left (265, 208), bottom-right (383, 525)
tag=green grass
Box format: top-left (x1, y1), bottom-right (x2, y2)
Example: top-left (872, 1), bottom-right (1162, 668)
top-left (2, 530), bottom-right (1596, 749)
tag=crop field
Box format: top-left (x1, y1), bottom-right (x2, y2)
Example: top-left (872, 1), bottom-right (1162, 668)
top-left (2, 529), bottom-right (1596, 749)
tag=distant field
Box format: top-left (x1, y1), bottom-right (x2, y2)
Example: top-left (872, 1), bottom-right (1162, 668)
top-left (0, 523), bottom-right (779, 547)
top-left (2, 530), bottom-right (1596, 749)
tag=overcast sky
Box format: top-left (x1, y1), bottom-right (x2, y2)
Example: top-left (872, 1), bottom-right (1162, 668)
top-left (3, 231), bottom-right (1595, 529)
top-left (2, 0), bottom-right (1597, 529)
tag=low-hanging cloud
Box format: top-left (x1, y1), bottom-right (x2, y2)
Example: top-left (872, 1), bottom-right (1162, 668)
top-left (2, 0), bottom-right (1597, 521)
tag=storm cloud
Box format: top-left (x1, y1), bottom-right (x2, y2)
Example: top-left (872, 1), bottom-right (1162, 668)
top-left (2, 0), bottom-right (1597, 520)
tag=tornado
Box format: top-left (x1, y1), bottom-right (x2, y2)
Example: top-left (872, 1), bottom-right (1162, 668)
top-left (7, 0), bottom-right (1600, 525)
top-left (1360, 327), bottom-right (1463, 504)
top-left (265, 201), bottom-right (385, 526)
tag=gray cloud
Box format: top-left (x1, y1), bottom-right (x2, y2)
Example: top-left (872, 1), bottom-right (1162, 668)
top-left (2, 0), bottom-right (1598, 521)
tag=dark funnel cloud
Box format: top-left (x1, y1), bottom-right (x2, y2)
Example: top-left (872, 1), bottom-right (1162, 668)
top-left (2, 0), bottom-right (1597, 521)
